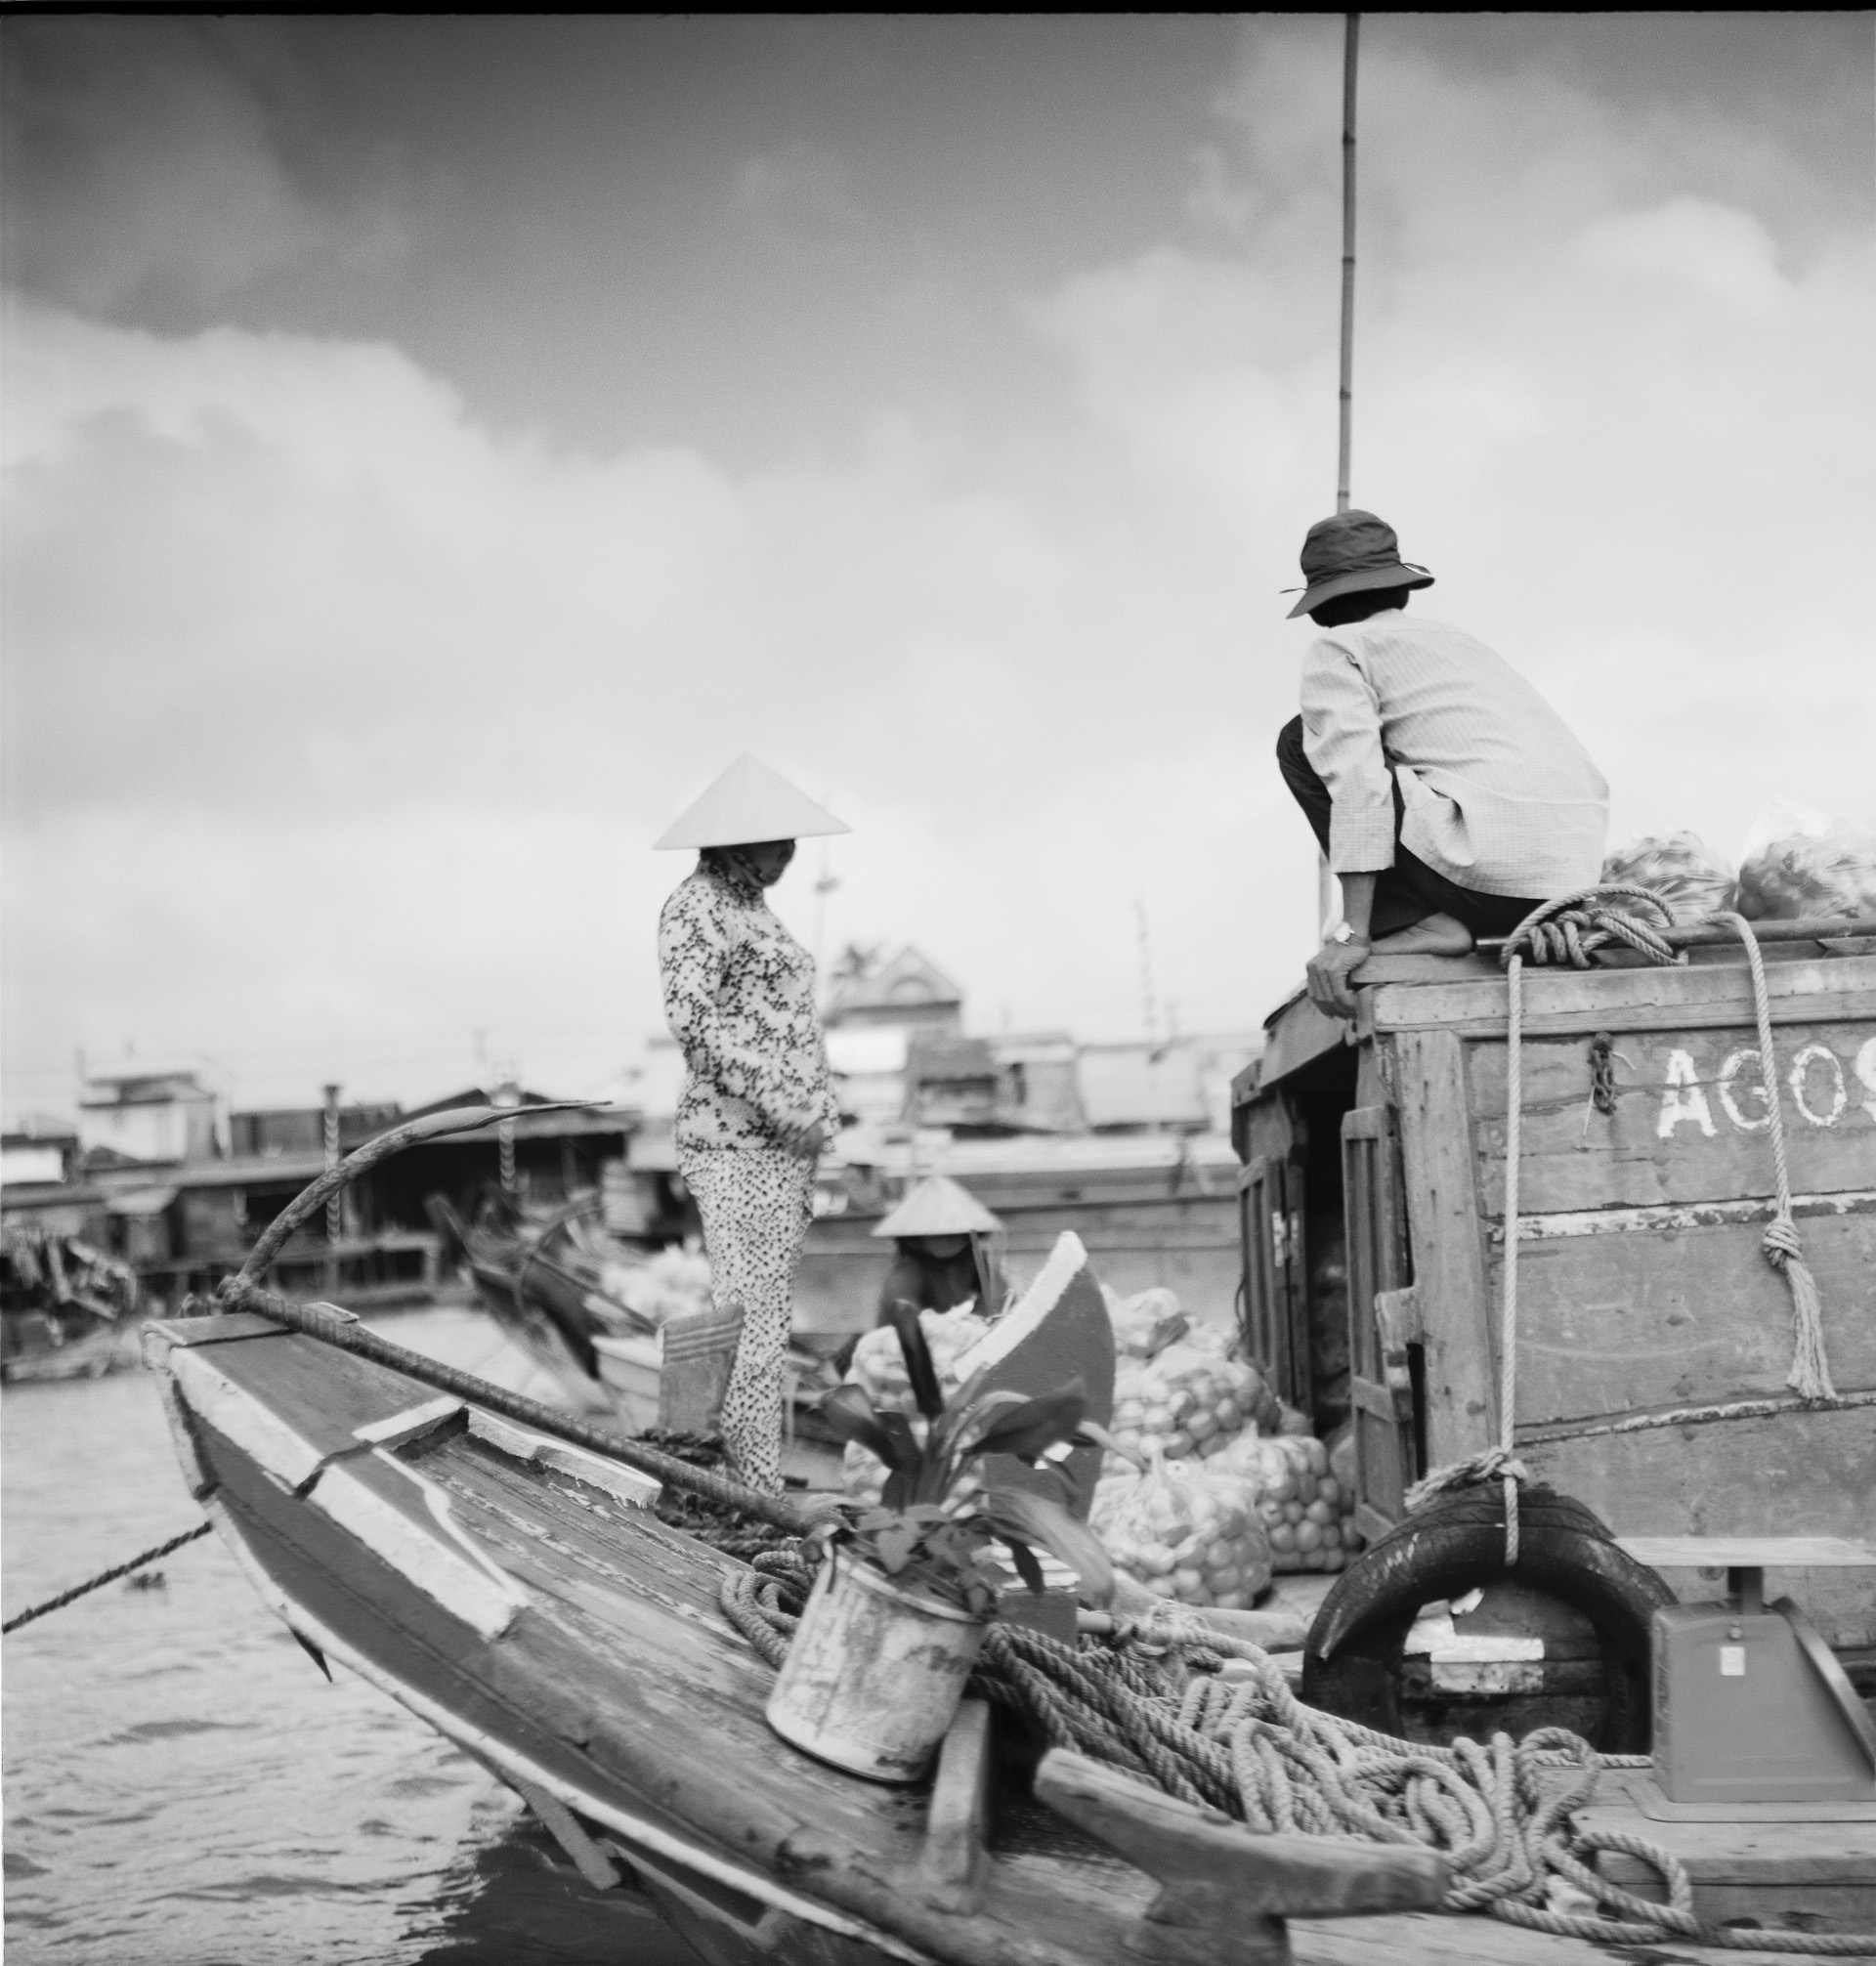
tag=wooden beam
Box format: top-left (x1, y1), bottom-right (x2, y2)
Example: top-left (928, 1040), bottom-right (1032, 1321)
top-left (1389, 1030), bottom-right (1496, 1468)
top-left (1036, 1750), bottom-right (1446, 1966)
top-left (919, 1698), bottom-right (994, 1914)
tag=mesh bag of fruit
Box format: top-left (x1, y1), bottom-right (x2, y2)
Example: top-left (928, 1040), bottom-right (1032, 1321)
top-left (1102, 1284), bottom-right (1190, 1361)
top-left (1211, 1432), bottom-right (1358, 1572)
top-left (1090, 1450), bottom-right (1272, 1610)
top-left (1106, 1341), bottom-right (1281, 1472)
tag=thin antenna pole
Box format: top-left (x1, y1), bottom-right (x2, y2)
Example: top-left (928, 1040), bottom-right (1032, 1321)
top-left (1337, 13), bottom-right (1359, 513)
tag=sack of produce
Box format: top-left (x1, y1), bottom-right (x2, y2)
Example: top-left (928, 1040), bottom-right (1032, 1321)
top-left (1090, 1452), bottom-right (1272, 1610)
top-left (1735, 800), bottom-right (1876, 922)
top-left (1106, 1342), bottom-right (1280, 1469)
top-left (1102, 1283), bottom-right (1189, 1361)
top-left (839, 1304), bottom-right (995, 1506)
top-left (1211, 1432), bottom-right (1358, 1571)
top-left (1600, 833), bottom-right (1736, 924)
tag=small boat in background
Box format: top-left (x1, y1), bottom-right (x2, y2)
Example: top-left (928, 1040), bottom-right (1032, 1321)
top-left (1, 1225), bottom-right (140, 1383)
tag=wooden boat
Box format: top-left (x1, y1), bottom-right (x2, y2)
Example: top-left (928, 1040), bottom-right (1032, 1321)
top-left (427, 1189), bottom-right (643, 1414)
top-left (1233, 918), bottom-right (1876, 1722)
top-left (2, 1226), bottom-right (139, 1384)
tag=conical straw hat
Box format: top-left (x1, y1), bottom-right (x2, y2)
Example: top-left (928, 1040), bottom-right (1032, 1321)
top-left (872, 1175), bottom-right (1002, 1240)
top-left (654, 753), bottom-right (851, 850)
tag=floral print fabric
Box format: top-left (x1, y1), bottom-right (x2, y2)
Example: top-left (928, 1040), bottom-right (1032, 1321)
top-left (679, 1143), bottom-right (813, 1494)
top-left (659, 858), bottom-right (837, 1151)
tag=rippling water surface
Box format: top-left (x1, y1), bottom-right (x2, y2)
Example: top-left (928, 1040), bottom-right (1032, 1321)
top-left (2, 1306), bottom-right (701, 1965)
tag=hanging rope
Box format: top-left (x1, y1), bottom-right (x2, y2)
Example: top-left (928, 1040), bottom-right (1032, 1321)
top-left (721, 1560), bottom-right (1874, 1955)
top-left (3, 1521), bottom-right (213, 1635)
top-left (1713, 913), bottom-right (1837, 1401)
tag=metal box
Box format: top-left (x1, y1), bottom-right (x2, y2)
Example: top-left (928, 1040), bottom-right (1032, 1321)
top-left (1652, 1601), bottom-right (1876, 1805)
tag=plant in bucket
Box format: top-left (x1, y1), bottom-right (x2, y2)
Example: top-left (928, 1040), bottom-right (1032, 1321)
top-left (765, 1304), bottom-right (1120, 1782)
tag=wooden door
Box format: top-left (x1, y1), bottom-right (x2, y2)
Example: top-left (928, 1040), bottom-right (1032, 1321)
top-left (1342, 1106), bottom-right (1417, 1544)
top-left (1238, 1154), bottom-right (1309, 1409)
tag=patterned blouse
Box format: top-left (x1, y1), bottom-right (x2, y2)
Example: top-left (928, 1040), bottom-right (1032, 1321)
top-left (659, 858), bottom-right (837, 1152)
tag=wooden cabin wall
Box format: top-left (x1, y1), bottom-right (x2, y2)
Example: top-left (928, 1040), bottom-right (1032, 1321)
top-left (1368, 952), bottom-right (1876, 1646)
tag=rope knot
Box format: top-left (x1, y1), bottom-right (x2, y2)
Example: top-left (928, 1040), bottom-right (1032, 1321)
top-left (1501, 886), bottom-right (1681, 972)
top-left (1761, 1214), bottom-right (1802, 1265)
top-left (1403, 1446), bottom-right (1528, 1517)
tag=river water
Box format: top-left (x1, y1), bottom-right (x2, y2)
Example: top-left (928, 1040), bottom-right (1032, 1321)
top-left (2, 1305), bottom-right (701, 1966)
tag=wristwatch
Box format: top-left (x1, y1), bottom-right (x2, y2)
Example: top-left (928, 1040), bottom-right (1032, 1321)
top-left (1329, 922), bottom-right (1367, 946)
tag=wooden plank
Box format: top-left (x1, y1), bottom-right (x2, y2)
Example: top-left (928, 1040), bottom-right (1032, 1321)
top-left (1370, 952), bottom-right (1876, 1036)
top-left (1522, 1404), bottom-right (1876, 1647)
top-left (1618, 1536), bottom-right (1876, 1568)
top-left (918, 1698), bottom-right (994, 1913)
top-left (1389, 1030), bottom-right (1496, 1468)
top-left (1035, 1750), bottom-right (1447, 1919)
top-left (1468, 1021), bottom-right (1876, 1216)
top-left (1489, 1210), bottom-right (1876, 1425)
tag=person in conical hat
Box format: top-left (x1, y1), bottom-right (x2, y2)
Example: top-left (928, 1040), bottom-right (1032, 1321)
top-left (655, 755), bottom-right (849, 1493)
top-left (871, 1175), bottom-right (1005, 1336)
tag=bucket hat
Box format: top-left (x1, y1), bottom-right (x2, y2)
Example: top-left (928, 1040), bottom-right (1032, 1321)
top-left (654, 753), bottom-right (851, 850)
top-left (872, 1175), bottom-right (1002, 1240)
top-left (1285, 510), bottom-right (1433, 620)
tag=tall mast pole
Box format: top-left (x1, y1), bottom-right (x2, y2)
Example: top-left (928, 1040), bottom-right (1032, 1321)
top-left (1337, 13), bottom-right (1359, 512)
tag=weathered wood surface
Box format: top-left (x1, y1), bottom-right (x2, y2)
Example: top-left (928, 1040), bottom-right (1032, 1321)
top-left (1523, 1405), bottom-right (1876, 1648)
top-left (1490, 1211), bottom-right (1876, 1426)
top-left (920, 1698), bottom-right (995, 1913)
top-left (1288, 1910), bottom-right (1871, 1965)
top-left (1468, 1022), bottom-right (1876, 1217)
top-left (1367, 951), bottom-right (1876, 1040)
top-left (1618, 1536), bottom-right (1876, 1569)
top-left (1391, 1031), bottom-right (1496, 1469)
top-left (174, 1323), bottom-right (1282, 1966)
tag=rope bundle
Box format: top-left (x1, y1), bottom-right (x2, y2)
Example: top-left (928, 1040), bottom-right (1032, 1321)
top-left (720, 1560), bottom-right (1872, 1954)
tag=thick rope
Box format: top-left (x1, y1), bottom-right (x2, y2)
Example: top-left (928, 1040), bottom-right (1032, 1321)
top-left (723, 1570), bottom-right (1874, 1954)
top-left (3, 1521), bottom-right (213, 1634)
top-left (1714, 913), bottom-right (1837, 1401)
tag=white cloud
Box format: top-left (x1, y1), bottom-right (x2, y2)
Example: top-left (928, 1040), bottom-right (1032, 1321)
top-left (3, 22), bottom-right (1871, 1116)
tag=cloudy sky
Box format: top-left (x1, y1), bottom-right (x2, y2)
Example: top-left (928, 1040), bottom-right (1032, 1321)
top-left (3, 14), bottom-right (1871, 1120)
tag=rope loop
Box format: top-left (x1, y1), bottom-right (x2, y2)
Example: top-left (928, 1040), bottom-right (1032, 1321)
top-left (1500, 885), bottom-right (1681, 971)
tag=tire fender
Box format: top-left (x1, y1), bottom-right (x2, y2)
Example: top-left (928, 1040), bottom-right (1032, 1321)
top-left (1301, 1484), bottom-right (1675, 1752)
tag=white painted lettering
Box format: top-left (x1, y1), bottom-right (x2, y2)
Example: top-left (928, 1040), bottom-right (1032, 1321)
top-left (1717, 1047), bottom-right (1771, 1133)
top-left (1858, 1037), bottom-right (1876, 1126)
top-left (1787, 1044), bottom-right (1848, 1128)
top-left (1656, 1048), bottom-right (1717, 1139)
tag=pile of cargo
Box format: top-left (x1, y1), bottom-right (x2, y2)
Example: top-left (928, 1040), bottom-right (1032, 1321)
top-left (1094, 1286), bottom-right (1361, 1599)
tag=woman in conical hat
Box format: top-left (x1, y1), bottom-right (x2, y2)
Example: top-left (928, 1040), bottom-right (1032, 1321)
top-left (873, 1175), bottom-right (1005, 1329)
top-left (656, 755), bottom-right (849, 1492)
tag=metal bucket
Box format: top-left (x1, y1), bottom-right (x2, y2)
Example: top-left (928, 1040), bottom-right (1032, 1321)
top-left (765, 1549), bottom-right (987, 1782)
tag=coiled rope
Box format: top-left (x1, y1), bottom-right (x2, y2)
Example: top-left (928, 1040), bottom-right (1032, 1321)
top-left (1403, 886), bottom-right (1841, 1560)
top-left (721, 1556), bottom-right (1873, 1954)
top-left (3, 1521), bottom-right (213, 1634)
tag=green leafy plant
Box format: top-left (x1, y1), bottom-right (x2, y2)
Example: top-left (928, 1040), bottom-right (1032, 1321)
top-left (815, 1303), bottom-right (1121, 1618)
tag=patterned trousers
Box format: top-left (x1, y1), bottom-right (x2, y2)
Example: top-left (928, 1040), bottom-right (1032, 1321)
top-left (677, 1144), bottom-right (814, 1494)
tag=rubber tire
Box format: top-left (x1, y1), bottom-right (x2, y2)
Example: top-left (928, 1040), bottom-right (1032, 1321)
top-left (1301, 1484), bottom-right (1675, 1753)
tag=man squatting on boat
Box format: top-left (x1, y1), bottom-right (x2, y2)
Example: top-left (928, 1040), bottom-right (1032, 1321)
top-left (1278, 509), bottom-right (1610, 1018)
top-left (655, 757), bottom-right (848, 1493)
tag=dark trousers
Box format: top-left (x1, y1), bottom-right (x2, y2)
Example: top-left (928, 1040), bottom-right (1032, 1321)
top-left (1275, 717), bottom-right (1545, 940)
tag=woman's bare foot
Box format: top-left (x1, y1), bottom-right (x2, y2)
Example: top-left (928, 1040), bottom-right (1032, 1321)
top-left (1372, 912), bottom-right (1474, 956)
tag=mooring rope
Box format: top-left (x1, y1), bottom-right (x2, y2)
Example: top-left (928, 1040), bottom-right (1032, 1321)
top-left (721, 1558), bottom-right (1876, 1955)
top-left (3, 1521), bottom-right (213, 1635)
top-left (1713, 912), bottom-right (1837, 1401)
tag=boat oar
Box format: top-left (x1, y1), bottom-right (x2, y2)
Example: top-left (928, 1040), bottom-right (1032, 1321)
top-left (211, 1105), bottom-right (831, 1537)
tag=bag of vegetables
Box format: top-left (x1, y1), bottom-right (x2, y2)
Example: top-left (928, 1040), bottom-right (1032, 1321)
top-left (1102, 1284), bottom-right (1189, 1361)
top-left (1090, 1450), bottom-right (1272, 1610)
top-left (1106, 1342), bottom-right (1280, 1470)
top-left (1212, 1432), bottom-right (1358, 1572)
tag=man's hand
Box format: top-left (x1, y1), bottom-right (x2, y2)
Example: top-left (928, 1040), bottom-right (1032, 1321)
top-left (775, 1109), bottom-right (827, 1160)
top-left (1305, 937), bottom-right (1370, 1020)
